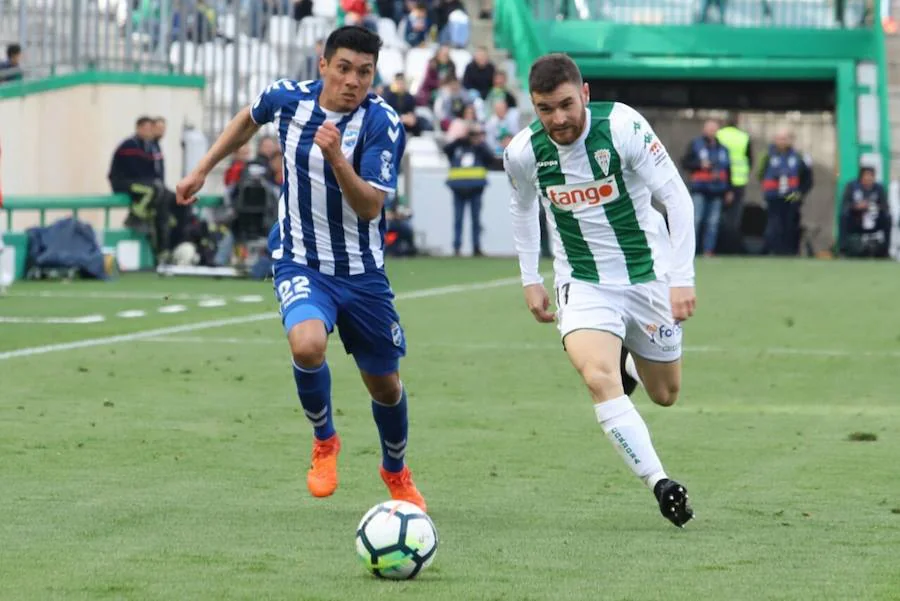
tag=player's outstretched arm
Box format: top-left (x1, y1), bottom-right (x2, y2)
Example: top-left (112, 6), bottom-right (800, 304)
top-left (176, 107), bottom-right (260, 205)
top-left (504, 145), bottom-right (554, 324)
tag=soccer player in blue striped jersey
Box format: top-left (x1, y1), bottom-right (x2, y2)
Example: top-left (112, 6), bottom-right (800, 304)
top-left (175, 26), bottom-right (426, 510)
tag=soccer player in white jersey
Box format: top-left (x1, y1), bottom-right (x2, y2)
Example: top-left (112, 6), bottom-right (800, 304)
top-left (176, 27), bottom-right (426, 511)
top-left (504, 54), bottom-right (696, 527)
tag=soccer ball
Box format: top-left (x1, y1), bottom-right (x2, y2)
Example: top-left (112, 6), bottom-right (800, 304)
top-left (355, 500), bottom-right (438, 580)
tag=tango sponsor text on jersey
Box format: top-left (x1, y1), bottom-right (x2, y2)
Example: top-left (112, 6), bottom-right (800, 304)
top-left (250, 79), bottom-right (405, 276)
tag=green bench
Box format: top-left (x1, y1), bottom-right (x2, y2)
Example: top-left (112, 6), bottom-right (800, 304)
top-left (2, 193), bottom-right (223, 278)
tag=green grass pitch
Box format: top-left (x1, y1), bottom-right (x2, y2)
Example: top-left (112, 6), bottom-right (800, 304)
top-left (1, 257), bottom-right (898, 600)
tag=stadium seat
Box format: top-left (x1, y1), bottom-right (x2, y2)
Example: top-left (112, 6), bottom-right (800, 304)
top-left (377, 48), bottom-right (405, 85)
top-left (404, 47), bottom-right (433, 95)
top-left (268, 15), bottom-right (296, 46)
top-left (296, 16), bottom-right (331, 49)
top-left (377, 17), bottom-right (403, 49)
top-left (449, 49), bottom-right (472, 81)
top-left (313, 0), bottom-right (338, 19)
top-left (168, 42), bottom-right (198, 75)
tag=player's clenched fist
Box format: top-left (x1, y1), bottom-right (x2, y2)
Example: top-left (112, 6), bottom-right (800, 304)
top-left (670, 286), bottom-right (696, 322)
top-left (176, 171), bottom-right (206, 206)
top-left (314, 121), bottom-right (343, 164)
top-left (524, 284), bottom-right (556, 324)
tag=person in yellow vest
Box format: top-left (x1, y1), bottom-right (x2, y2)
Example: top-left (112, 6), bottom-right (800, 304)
top-left (716, 113), bottom-right (753, 254)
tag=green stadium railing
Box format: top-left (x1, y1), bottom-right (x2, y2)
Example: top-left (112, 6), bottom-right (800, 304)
top-left (2, 193), bottom-right (223, 278)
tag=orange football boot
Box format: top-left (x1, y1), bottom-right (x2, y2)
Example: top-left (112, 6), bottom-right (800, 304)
top-left (380, 465), bottom-right (427, 512)
top-left (307, 434), bottom-right (341, 497)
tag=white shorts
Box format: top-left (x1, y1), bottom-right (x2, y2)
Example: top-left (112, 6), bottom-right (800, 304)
top-left (556, 279), bottom-right (683, 363)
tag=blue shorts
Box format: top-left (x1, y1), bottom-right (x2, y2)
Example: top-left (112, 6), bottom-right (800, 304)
top-left (272, 260), bottom-right (406, 376)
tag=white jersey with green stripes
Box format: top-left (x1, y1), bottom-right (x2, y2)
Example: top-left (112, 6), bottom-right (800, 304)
top-left (504, 102), bottom-right (681, 286)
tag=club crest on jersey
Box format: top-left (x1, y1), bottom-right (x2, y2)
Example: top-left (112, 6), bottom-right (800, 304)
top-left (379, 150), bottom-right (393, 182)
top-left (545, 176), bottom-right (620, 211)
top-left (342, 125), bottom-right (360, 149)
top-left (390, 322), bottom-right (404, 347)
top-left (595, 149), bottom-right (611, 176)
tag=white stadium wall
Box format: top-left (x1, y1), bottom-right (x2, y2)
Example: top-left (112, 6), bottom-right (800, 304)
top-left (0, 75), bottom-right (204, 197)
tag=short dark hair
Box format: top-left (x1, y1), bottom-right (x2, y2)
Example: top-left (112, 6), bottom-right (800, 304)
top-left (323, 26), bottom-right (382, 65)
top-left (7, 43), bottom-right (21, 60)
top-left (859, 166), bottom-right (876, 178)
top-left (136, 116), bottom-right (154, 127)
top-left (528, 53), bottom-right (582, 95)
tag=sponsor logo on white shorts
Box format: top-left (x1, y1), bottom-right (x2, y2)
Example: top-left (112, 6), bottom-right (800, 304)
top-left (644, 322), bottom-right (681, 351)
top-left (545, 176), bottom-right (620, 211)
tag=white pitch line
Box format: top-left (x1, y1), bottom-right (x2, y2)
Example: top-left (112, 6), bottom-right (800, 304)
top-left (0, 314), bottom-right (106, 324)
top-left (0, 276), bottom-right (522, 361)
top-left (131, 338), bottom-right (900, 359)
top-left (158, 304), bottom-right (187, 314)
top-left (5, 290), bottom-right (225, 301)
top-left (197, 298), bottom-right (228, 308)
top-left (116, 310), bottom-right (147, 319)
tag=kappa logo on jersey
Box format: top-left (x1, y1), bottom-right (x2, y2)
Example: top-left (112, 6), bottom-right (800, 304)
top-left (536, 160), bottom-right (558, 168)
top-left (545, 176), bottom-right (620, 211)
top-left (595, 149), bottom-right (611, 176)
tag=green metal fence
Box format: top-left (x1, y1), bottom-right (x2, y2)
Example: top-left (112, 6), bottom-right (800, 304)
top-left (529, 0), bottom-right (876, 29)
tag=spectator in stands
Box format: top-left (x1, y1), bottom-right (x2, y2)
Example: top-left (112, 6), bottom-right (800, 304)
top-left (399, 2), bottom-right (432, 48)
top-left (681, 119), bottom-right (732, 257)
top-left (0, 44), bottom-right (23, 83)
top-left (151, 117), bottom-right (167, 180)
top-left (224, 144), bottom-right (252, 187)
top-left (756, 127), bottom-right (813, 256)
top-left (462, 47), bottom-right (495, 100)
top-left (108, 116), bottom-right (180, 263)
top-left (385, 193), bottom-right (417, 257)
top-left (840, 166), bottom-right (891, 258)
top-left (485, 99), bottom-right (518, 157)
top-left (444, 122), bottom-right (494, 256)
top-left (341, 0), bottom-right (378, 31)
top-left (434, 0), bottom-right (469, 48)
top-left (382, 73), bottom-right (429, 136)
top-left (416, 45), bottom-right (456, 106)
top-left (296, 38), bottom-right (323, 82)
top-left (485, 70), bottom-right (518, 125)
top-left (716, 112), bottom-right (753, 254)
top-left (445, 104), bottom-right (478, 143)
top-left (376, 0), bottom-right (405, 24)
top-left (433, 72), bottom-right (469, 131)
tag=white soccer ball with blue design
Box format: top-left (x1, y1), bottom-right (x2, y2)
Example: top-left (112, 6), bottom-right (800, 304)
top-left (355, 500), bottom-right (438, 580)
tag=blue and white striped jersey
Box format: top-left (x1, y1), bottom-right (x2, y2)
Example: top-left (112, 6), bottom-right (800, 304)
top-left (250, 79), bottom-right (406, 276)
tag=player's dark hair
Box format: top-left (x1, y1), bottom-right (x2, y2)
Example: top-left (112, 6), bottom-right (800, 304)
top-left (135, 116), bottom-right (153, 127)
top-left (528, 53), bottom-right (582, 95)
top-left (6, 43), bottom-right (21, 59)
top-left (323, 26), bottom-right (382, 65)
top-left (859, 166), bottom-right (876, 178)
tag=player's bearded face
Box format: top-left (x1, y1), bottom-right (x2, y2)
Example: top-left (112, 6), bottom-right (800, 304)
top-left (319, 49), bottom-right (376, 112)
top-left (532, 82), bottom-right (589, 146)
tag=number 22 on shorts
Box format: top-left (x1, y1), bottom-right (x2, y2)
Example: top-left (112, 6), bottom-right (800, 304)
top-left (277, 275), bottom-right (312, 311)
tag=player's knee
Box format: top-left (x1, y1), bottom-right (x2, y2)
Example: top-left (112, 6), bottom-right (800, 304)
top-left (288, 324), bottom-right (328, 368)
top-left (648, 381), bottom-right (680, 407)
top-left (367, 375), bottom-right (403, 405)
top-left (580, 364), bottom-right (621, 400)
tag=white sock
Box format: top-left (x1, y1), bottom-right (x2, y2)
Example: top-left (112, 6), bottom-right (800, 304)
top-left (624, 352), bottom-right (643, 387)
top-left (594, 395), bottom-right (667, 489)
